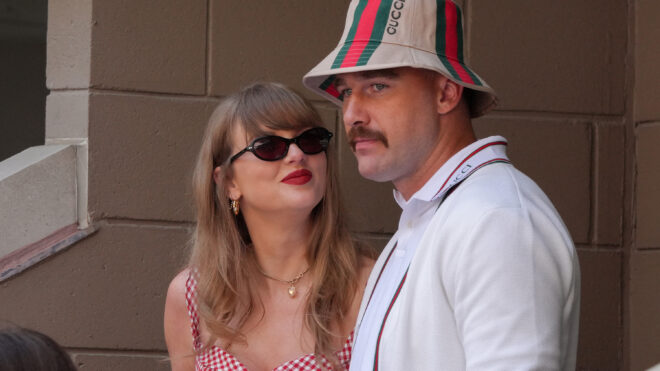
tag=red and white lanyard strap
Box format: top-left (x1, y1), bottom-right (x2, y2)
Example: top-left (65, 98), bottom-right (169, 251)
top-left (361, 242), bottom-right (399, 321)
top-left (373, 266), bottom-right (409, 371)
top-left (370, 140), bottom-right (510, 371)
top-left (432, 140), bottom-right (509, 202)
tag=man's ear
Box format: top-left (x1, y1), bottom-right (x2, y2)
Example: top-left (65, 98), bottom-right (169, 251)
top-left (214, 166), bottom-right (241, 200)
top-left (434, 74), bottom-right (464, 115)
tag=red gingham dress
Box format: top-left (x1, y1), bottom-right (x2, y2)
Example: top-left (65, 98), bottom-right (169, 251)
top-left (185, 273), bottom-right (353, 371)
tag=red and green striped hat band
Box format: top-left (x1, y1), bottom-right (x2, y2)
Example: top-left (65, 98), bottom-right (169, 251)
top-left (303, 0), bottom-right (498, 118)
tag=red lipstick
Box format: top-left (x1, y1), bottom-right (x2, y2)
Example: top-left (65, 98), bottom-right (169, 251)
top-left (282, 169), bottom-right (312, 185)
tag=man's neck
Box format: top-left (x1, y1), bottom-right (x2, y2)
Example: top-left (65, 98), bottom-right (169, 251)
top-left (394, 121), bottom-right (476, 201)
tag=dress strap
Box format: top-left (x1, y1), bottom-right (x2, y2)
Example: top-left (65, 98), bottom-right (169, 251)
top-left (185, 269), bottom-right (202, 351)
top-left (336, 330), bottom-right (354, 368)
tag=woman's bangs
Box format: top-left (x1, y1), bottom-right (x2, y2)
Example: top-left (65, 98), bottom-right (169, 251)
top-left (236, 84), bottom-right (322, 139)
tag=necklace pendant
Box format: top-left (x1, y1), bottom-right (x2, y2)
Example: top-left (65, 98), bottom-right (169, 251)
top-left (288, 286), bottom-right (296, 298)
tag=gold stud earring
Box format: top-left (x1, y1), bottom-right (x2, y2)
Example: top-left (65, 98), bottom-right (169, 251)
top-left (230, 199), bottom-right (240, 215)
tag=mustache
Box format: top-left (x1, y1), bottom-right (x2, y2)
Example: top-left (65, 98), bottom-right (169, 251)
top-left (347, 126), bottom-right (388, 150)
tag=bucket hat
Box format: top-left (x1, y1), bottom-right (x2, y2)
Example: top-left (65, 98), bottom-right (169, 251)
top-left (303, 0), bottom-right (497, 117)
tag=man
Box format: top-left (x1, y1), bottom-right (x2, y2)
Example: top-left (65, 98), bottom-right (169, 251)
top-left (303, 1), bottom-right (580, 370)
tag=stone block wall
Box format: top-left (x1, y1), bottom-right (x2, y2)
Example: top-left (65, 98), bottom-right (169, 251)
top-left (630, 0), bottom-right (660, 370)
top-left (0, 1), bottom-right (658, 369)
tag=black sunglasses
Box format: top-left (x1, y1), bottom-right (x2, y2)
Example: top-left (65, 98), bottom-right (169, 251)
top-left (230, 127), bottom-right (333, 163)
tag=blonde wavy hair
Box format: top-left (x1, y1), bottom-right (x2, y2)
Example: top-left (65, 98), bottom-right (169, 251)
top-left (189, 82), bottom-right (360, 363)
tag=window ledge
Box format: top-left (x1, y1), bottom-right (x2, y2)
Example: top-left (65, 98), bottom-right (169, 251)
top-left (0, 223), bottom-right (97, 281)
top-left (0, 144), bottom-right (86, 279)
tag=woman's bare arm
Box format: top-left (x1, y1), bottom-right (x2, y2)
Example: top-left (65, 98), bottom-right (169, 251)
top-left (164, 269), bottom-right (195, 371)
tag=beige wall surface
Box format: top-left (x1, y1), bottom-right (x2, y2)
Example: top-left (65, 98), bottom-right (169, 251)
top-left (0, 1), bottom-right (658, 370)
top-left (209, 1), bottom-right (351, 100)
top-left (631, 1), bottom-right (660, 370)
top-left (469, 0), bottom-right (627, 115)
top-left (90, 0), bottom-right (207, 95)
top-left (0, 224), bottom-right (187, 350)
top-left (634, 0), bottom-right (660, 122)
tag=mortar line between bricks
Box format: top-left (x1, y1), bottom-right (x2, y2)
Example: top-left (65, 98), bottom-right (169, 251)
top-left (205, 0), bottom-right (212, 96)
top-left (635, 120), bottom-right (660, 127)
top-left (355, 232), bottom-right (395, 239)
top-left (485, 110), bottom-right (626, 122)
top-left (575, 244), bottom-right (623, 252)
top-left (49, 87), bottom-right (224, 101)
top-left (67, 348), bottom-right (168, 357)
top-left (636, 246), bottom-right (660, 251)
top-left (98, 218), bottom-right (193, 229)
top-left (587, 123), bottom-right (597, 244)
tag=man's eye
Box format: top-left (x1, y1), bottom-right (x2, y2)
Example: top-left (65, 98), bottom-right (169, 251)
top-left (339, 88), bottom-right (352, 99)
top-left (372, 83), bottom-right (387, 91)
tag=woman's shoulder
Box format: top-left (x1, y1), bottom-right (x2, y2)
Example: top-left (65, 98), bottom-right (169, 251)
top-left (165, 268), bottom-right (193, 325)
top-left (164, 268), bottom-right (196, 370)
top-left (167, 268), bottom-right (192, 301)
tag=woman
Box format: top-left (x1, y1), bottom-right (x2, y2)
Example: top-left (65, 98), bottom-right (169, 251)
top-left (164, 82), bottom-right (374, 371)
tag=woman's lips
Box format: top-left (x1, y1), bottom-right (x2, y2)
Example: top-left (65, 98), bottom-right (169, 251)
top-left (282, 169), bottom-right (312, 185)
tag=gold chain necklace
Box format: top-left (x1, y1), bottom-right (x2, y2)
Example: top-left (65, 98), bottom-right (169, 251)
top-left (257, 266), bottom-right (311, 298)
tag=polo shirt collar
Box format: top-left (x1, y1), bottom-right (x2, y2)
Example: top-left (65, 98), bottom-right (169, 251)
top-left (394, 135), bottom-right (509, 209)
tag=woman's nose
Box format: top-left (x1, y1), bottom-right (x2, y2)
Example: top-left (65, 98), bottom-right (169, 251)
top-left (284, 142), bottom-right (305, 163)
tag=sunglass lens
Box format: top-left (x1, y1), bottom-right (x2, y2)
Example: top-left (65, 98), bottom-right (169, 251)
top-left (253, 137), bottom-right (287, 160)
top-left (298, 129), bottom-right (327, 154)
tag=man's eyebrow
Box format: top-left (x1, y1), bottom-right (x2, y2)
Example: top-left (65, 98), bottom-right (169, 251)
top-left (333, 76), bottom-right (346, 89)
top-left (332, 69), bottom-right (400, 90)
